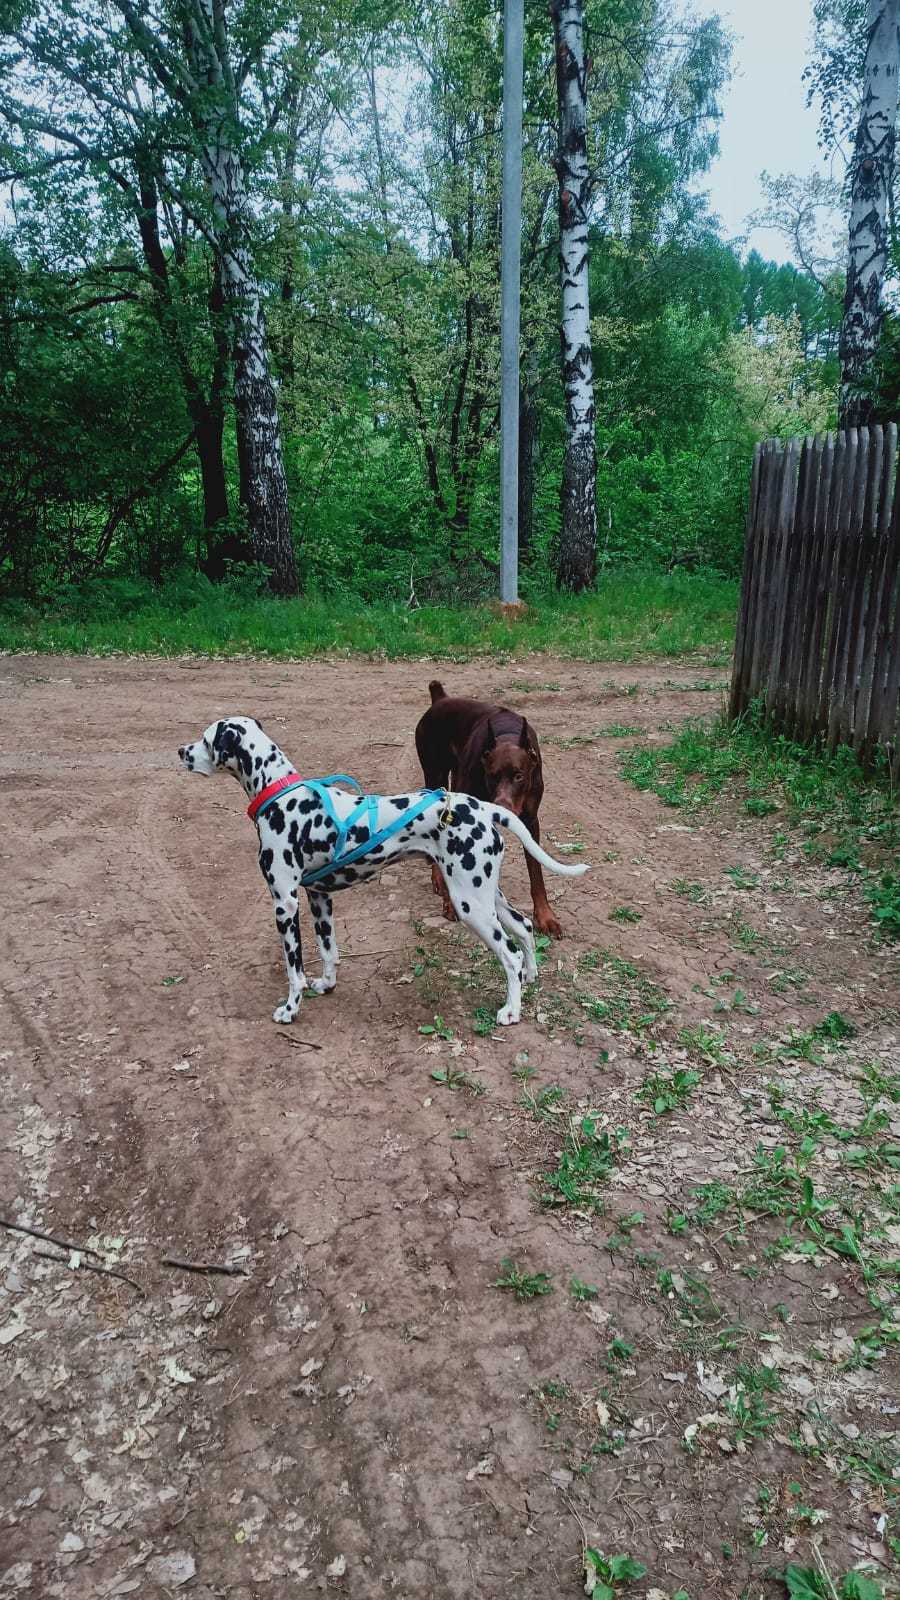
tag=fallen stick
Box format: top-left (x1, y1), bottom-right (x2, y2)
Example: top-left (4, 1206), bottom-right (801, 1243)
top-left (1, 1216), bottom-right (103, 1258)
top-left (277, 1036), bottom-right (323, 1052)
top-left (161, 1256), bottom-right (249, 1277)
top-left (34, 1248), bottom-right (145, 1296)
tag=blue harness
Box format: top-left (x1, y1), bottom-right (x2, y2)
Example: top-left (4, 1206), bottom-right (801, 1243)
top-left (252, 774), bottom-right (447, 888)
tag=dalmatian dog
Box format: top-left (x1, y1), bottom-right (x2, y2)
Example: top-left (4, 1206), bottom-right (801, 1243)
top-left (178, 717), bottom-right (589, 1027)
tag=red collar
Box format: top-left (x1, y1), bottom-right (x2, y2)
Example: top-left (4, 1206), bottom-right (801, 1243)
top-left (247, 771), bottom-right (304, 821)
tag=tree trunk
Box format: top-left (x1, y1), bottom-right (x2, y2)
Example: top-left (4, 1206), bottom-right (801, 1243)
top-left (550, 0), bottom-right (598, 591)
top-left (196, 411), bottom-right (229, 529)
top-left (518, 351), bottom-right (540, 560)
top-left (187, 3), bottom-right (299, 596)
top-left (200, 251), bottom-right (253, 578)
top-left (839, 0), bottom-right (900, 429)
top-left (215, 179), bottom-right (298, 594)
top-left (135, 159), bottom-right (235, 554)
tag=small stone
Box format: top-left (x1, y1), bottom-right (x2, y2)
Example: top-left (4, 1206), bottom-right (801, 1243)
top-left (146, 1552), bottom-right (196, 1587)
top-left (326, 1554), bottom-right (347, 1577)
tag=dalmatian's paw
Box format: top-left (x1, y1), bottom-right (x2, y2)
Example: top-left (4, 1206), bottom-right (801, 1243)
top-left (309, 976), bottom-right (336, 995)
top-left (496, 1003), bottom-right (521, 1026)
top-left (273, 1000), bottom-right (300, 1024)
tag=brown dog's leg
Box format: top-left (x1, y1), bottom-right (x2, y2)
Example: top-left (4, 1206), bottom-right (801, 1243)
top-left (522, 814), bottom-right (563, 938)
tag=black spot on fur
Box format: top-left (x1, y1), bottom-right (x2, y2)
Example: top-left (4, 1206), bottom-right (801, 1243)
top-left (493, 929), bottom-right (502, 941)
top-left (472, 875), bottom-right (482, 887)
top-left (391, 797), bottom-right (410, 809)
top-left (461, 900), bottom-right (470, 914)
top-left (484, 861), bottom-right (492, 878)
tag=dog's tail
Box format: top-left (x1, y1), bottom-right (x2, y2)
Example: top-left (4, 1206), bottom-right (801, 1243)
top-left (490, 804), bottom-right (589, 879)
top-left (428, 679), bottom-right (447, 703)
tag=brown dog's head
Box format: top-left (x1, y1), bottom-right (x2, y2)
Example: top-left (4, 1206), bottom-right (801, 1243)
top-left (482, 718), bottom-right (537, 816)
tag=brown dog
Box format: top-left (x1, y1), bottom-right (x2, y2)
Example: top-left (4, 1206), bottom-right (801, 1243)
top-left (414, 680), bottom-right (563, 937)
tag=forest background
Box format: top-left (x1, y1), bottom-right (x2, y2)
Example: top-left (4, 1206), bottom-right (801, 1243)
top-left (0, 0), bottom-right (884, 635)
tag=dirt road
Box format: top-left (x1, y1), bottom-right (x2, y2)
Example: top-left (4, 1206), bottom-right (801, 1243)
top-left (1, 655), bottom-right (896, 1600)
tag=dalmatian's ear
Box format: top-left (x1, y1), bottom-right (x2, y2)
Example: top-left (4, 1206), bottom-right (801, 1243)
top-left (212, 722), bottom-right (240, 764)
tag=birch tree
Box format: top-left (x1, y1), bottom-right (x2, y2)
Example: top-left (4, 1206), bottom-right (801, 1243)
top-left (838, 0), bottom-right (900, 428)
top-left (3, 0), bottom-right (304, 593)
top-left (110, 0), bottom-right (299, 592)
top-left (550, 0), bottom-right (597, 591)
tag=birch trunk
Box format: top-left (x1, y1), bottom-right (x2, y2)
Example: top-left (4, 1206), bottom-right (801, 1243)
top-left (550, 0), bottom-right (597, 591)
top-left (839, 0), bottom-right (900, 429)
top-left (518, 349), bottom-right (540, 559)
top-left (187, 2), bottom-right (299, 595)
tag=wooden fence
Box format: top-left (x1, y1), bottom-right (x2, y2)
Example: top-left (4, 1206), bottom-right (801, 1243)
top-left (730, 424), bottom-right (900, 761)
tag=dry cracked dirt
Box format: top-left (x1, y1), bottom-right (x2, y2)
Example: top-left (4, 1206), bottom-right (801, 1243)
top-left (0, 653), bottom-right (897, 1600)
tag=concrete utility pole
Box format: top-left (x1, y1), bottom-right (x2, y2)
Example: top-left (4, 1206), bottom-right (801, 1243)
top-left (499, 0), bottom-right (524, 604)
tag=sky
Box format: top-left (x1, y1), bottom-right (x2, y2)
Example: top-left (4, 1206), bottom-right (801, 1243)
top-left (690, 0), bottom-right (835, 261)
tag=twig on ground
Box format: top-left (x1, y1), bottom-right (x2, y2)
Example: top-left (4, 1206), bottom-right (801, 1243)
top-left (277, 1036), bottom-right (323, 1052)
top-left (1, 1216), bottom-right (103, 1258)
top-left (557, 1486), bottom-right (589, 1565)
top-left (161, 1256), bottom-right (249, 1277)
top-left (34, 1248), bottom-right (145, 1296)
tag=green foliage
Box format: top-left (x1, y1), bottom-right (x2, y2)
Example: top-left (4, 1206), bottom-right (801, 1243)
top-left (620, 711), bottom-right (898, 936)
top-left (541, 1117), bottom-right (629, 1211)
top-left (0, 0), bottom-right (843, 599)
top-left (783, 1564), bottom-right (884, 1600)
top-left (866, 873), bottom-right (900, 941)
top-left (583, 1549), bottom-right (648, 1599)
top-left (493, 1260), bottom-right (554, 1301)
top-left (0, 569), bottom-right (738, 661)
top-left (637, 1067), bottom-right (701, 1116)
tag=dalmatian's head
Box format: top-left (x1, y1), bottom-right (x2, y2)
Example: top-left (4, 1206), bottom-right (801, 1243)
top-left (179, 717), bottom-right (268, 782)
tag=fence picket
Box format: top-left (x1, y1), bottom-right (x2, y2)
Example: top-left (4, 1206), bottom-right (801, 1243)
top-left (744, 442), bottom-right (785, 711)
top-left (729, 443), bottom-right (762, 722)
top-left (782, 434), bottom-right (824, 741)
top-left (826, 428), bottom-right (870, 750)
top-left (764, 439), bottom-right (801, 717)
top-left (855, 424), bottom-right (898, 754)
top-left (795, 433), bottom-right (835, 742)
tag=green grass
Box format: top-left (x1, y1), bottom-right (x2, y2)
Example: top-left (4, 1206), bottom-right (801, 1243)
top-left (620, 710), bottom-right (898, 933)
top-left (0, 569), bottom-right (737, 663)
top-left (493, 1260), bottom-right (554, 1300)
